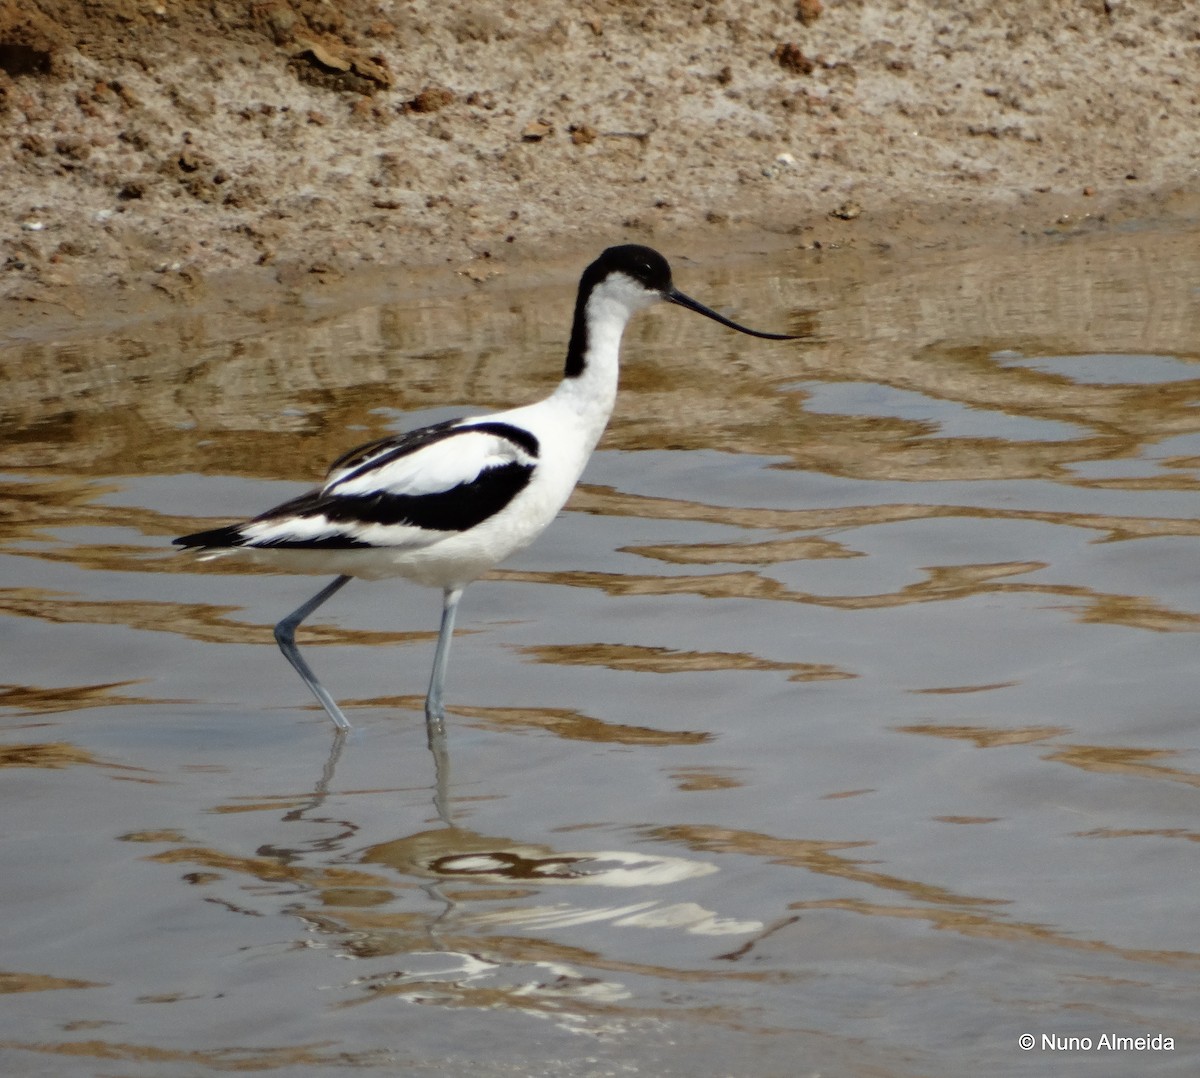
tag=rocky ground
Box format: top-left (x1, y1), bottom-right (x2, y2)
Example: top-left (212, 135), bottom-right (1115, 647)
top-left (1, 0), bottom-right (1199, 331)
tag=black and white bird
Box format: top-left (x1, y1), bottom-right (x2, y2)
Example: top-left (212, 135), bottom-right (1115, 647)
top-left (176, 244), bottom-right (797, 731)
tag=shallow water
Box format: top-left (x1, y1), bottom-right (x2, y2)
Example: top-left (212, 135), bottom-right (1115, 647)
top-left (3, 228), bottom-right (1200, 1076)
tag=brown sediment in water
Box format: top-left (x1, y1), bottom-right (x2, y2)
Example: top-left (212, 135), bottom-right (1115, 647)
top-left (1, 0), bottom-right (1198, 340)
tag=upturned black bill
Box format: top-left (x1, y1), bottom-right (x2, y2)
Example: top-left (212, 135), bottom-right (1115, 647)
top-left (667, 289), bottom-right (800, 340)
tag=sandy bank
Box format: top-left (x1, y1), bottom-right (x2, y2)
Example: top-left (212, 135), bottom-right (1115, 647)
top-left (1, 0), bottom-right (1198, 336)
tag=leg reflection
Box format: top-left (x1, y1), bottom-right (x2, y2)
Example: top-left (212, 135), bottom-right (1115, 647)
top-left (426, 713), bottom-right (452, 827)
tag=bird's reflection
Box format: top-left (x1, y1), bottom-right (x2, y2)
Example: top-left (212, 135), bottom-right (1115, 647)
top-left (137, 707), bottom-right (765, 1028)
top-left (254, 712), bottom-right (451, 882)
top-left (276, 712), bottom-right (453, 832)
top-left (283, 727), bottom-right (347, 822)
top-left (424, 714), bottom-right (451, 827)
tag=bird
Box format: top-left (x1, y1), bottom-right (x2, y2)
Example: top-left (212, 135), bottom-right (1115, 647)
top-left (175, 244), bottom-right (798, 731)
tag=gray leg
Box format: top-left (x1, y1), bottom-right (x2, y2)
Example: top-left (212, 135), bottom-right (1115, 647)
top-left (425, 586), bottom-right (463, 725)
top-left (274, 575), bottom-right (353, 730)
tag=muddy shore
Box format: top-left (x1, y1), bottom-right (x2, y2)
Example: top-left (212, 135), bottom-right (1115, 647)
top-left (2, 1), bottom-right (1199, 337)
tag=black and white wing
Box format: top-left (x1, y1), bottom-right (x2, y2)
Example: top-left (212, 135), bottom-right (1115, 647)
top-left (175, 420), bottom-right (540, 551)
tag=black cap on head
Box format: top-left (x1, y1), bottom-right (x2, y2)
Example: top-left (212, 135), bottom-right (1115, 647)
top-left (565, 243), bottom-right (799, 377)
top-left (594, 244), bottom-right (800, 341)
top-left (585, 244), bottom-right (674, 295)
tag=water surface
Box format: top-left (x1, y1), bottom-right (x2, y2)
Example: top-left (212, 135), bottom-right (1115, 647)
top-left (3, 228), bottom-right (1200, 1076)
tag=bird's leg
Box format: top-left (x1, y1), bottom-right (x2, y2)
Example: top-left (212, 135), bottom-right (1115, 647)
top-left (422, 587), bottom-right (462, 826)
top-left (274, 574), bottom-right (353, 730)
top-left (425, 586), bottom-right (463, 728)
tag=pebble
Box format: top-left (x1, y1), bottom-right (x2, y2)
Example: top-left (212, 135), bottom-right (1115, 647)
top-left (522, 120), bottom-right (554, 142)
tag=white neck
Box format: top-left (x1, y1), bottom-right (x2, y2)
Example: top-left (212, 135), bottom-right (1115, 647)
top-left (550, 274), bottom-right (658, 449)
top-left (552, 292), bottom-right (622, 416)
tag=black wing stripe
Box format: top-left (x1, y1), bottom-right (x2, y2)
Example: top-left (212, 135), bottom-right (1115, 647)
top-left (322, 460), bottom-right (535, 532)
top-left (325, 419), bottom-right (458, 479)
top-left (174, 461), bottom-right (535, 549)
top-left (333, 420), bottom-right (540, 488)
top-left (175, 487), bottom-right (349, 547)
top-left (175, 420), bottom-right (541, 550)
top-left (174, 523), bottom-right (254, 548)
top-left (467, 421), bottom-right (541, 459)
